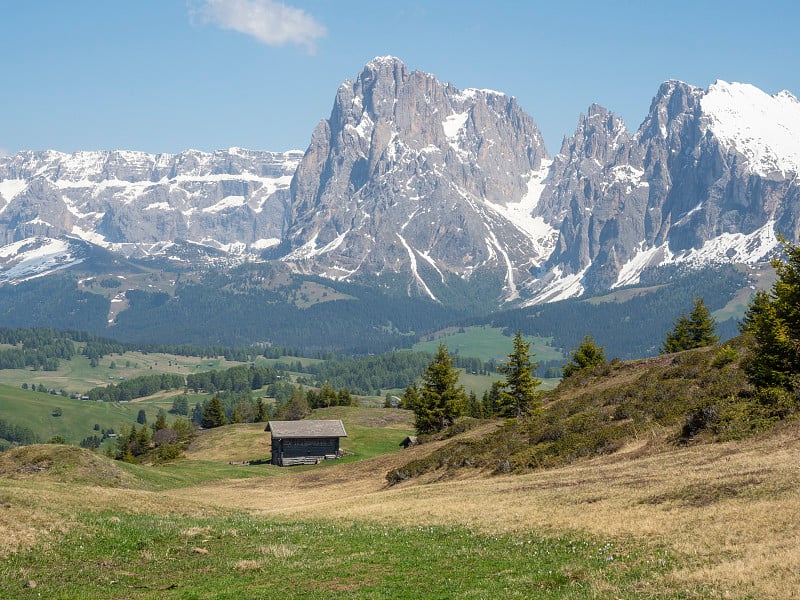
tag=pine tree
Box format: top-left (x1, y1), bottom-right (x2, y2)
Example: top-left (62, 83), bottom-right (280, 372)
top-left (740, 237), bottom-right (800, 390)
top-left (496, 331), bottom-right (541, 418)
top-left (466, 390), bottom-right (482, 418)
top-left (687, 297), bottom-right (720, 348)
top-left (153, 409), bottom-right (168, 432)
top-left (562, 334), bottom-right (607, 378)
top-left (276, 387), bottom-right (310, 421)
top-left (481, 381), bottom-right (504, 417)
top-left (403, 344), bottom-right (466, 434)
top-left (662, 297), bottom-right (719, 353)
top-left (255, 398), bottom-right (269, 422)
top-left (202, 396), bottom-right (227, 428)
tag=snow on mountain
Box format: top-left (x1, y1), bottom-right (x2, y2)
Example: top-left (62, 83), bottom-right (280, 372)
top-left (1, 58), bottom-right (797, 310)
top-left (0, 179), bottom-right (27, 204)
top-left (285, 56), bottom-right (550, 302)
top-left (701, 81), bottom-right (800, 177)
top-left (0, 148), bottom-right (302, 257)
top-left (0, 237), bottom-right (83, 283)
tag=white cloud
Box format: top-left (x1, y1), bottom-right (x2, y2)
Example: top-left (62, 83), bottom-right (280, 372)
top-left (197, 0), bottom-right (326, 53)
top-left (0, 147), bottom-right (9, 157)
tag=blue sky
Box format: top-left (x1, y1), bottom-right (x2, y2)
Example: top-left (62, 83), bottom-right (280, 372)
top-left (1, 0), bottom-right (798, 157)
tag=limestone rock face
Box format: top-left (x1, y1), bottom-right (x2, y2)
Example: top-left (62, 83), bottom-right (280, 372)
top-left (283, 56), bottom-right (552, 301)
top-left (2, 58), bottom-right (799, 307)
top-left (0, 148), bottom-right (302, 256)
top-left (529, 80), bottom-right (800, 301)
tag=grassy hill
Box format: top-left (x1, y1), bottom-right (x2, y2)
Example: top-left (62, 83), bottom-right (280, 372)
top-left (0, 384), bottom-right (147, 445)
top-left (387, 336), bottom-right (775, 482)
top-left (0, 349), bottom-right (251, 396)
top-left (2, 340), bottom-right (800, 597)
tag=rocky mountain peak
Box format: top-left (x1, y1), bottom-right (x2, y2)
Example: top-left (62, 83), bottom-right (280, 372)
top-left (1, 59), bottom-right (798, 310)
top-left (283, 57), bottom-right (552, 302)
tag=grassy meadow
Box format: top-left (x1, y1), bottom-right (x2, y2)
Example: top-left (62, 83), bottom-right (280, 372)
top-left (0, 349), bottom-right (250, 396)
top-left (2, 411), bottom-right (799, 598)
top-left (2, 332), bottom-right (800, 597)
top-left (414, 325), bottom-right (563, 364)
top-left (0, 383), bottom-right (143, 444)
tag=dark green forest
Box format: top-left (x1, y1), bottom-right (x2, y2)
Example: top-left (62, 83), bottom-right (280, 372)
top-left (475, 266), bottom-right (746, 360)
top-left (0, 263), bottom-right (748, 359)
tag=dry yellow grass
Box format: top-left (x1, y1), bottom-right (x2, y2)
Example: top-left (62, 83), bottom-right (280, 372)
top-left (184, 422), bottom-right (272, 462)
top-left (164, 421), bottom-right (800, 598)
top-left (3, 418), bottom-right (799, 597)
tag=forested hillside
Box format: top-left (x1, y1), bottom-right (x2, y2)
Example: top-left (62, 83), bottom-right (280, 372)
top-left (0, 262), bottom-right (751, 359)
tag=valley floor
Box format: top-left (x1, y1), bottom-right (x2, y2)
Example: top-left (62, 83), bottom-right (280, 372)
top-left (2, 420), bottom-right (799, 598)
top-left (170, 424), bottom-right (800, 597)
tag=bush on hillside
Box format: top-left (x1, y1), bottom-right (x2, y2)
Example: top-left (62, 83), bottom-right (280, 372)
top-left (388, 338), bottom-right (766, 484)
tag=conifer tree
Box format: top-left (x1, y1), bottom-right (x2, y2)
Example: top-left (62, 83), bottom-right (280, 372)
top-left (153, 409), bottom-right (168, 432)
top-left (202, 396), bottom-right (227, 428)
top-left (482, 381), bottom-right (504, 417)
top-left (466, 390), bottom-right (482, 418)
top-left (255, 397), bottom-right (269, 422)
top-left (662, 297), bottom-right (719, 353)
top-left (276, 387), bottom-right (310, 421)
top-left (496, 331), bottom-right (541, 417)
top-left (403, 343), bottom-right (466, 434)
top-left (740, 236), bottom-right (800, 390)
top-left (562, 334), bottom-right (607, 378)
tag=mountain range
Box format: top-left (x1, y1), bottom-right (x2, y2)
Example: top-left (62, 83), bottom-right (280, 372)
top-left (1, 56), bottom-right (798, 312)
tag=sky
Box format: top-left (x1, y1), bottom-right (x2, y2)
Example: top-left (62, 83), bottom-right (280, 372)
top-left (1, 0), bottom-right (798, 157)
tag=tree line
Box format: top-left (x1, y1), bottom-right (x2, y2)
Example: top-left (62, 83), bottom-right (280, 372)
top-left (0, 327), bottom-right (78, 371)
top-left (84, 373), bottom-right (186, 402)
top-left (0, 418), bottom-right (39, 447)
top-left (185, 364), bottom-right (280, 394)
top-left (403, 332), bottom-right (546, 434)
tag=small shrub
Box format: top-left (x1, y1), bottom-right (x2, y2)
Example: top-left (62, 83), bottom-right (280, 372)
top-left (755, 387), bottom-right (798, 419)
top-left (711, 345), bottom-right (739, 369)
top-left (681, 404), bottom-right (720, 439)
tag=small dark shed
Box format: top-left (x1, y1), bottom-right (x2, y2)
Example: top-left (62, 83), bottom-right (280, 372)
top-left (266, 420), bottom-right (348, 466)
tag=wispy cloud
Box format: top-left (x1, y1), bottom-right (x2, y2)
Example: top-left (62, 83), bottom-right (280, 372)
top-left (195, 0), bottom-right (326, 54)
top-left (0, 147), bottom-right (9, 157)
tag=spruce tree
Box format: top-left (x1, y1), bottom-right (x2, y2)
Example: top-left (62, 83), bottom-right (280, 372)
top-left (403, 344), bottom-right (466, 434)
top-left (662, 297), bottom-right (719, 353)
top-left (255, 398), bottom-right (269, 422)
top-left (276, 387), bottom-right (310, 421)
top-left (202, 396), bottom-right (227, 428)
top-left (687, 297), bottom-right (720, 348)
top-left (496, 331), bottom-right (541, 417)
top-left (153, 409), bottom-right (168, 432)
top-left (562, 334), bottom-right (607, 378)
top-left (740, 237), bottom-right (800, 390)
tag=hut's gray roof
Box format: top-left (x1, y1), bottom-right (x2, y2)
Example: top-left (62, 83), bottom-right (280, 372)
top-left (266, 420), bottom-right (347, 438)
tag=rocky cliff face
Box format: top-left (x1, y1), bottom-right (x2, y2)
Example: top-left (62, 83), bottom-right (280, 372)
top-left (0, 148), bottom-right (302, 257)
top-left (527, 79), bottom-right (800, 302)
top-left (2, 58), bottom-right (799, 307)
top-left (283, 56), bottom-right (554, 301)
top-left (280, 60), bottom-right (800, 305)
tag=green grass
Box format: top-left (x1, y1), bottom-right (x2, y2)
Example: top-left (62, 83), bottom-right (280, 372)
top-left (0, 350), bottom-right (251, 396)
top-left (390, 338), bottom-right (761, 482)
top-left (0, 383), bottom-right (145, 445)
top-left (306, 407), bottom-right (415, 462)
top-left (414, 326), bottom-right (563, 364)
top-left (338, 423), bottom-right (414, 461)
top-left (0, 512), bottom-right (677, 599)
top-left (116, 459), bottom-right (279, 490)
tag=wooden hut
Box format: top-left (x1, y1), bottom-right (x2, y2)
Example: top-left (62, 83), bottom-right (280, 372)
top-left (266, 420), bottom-right (348, 466)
